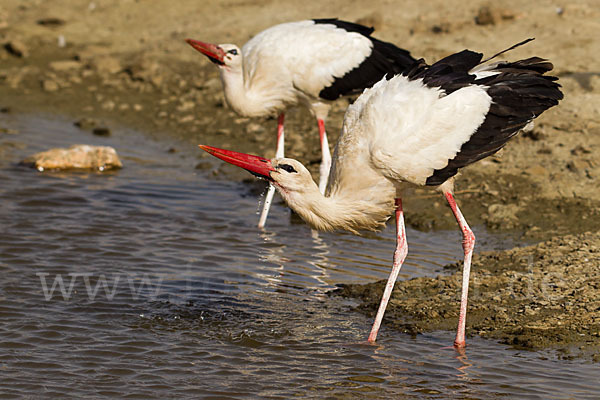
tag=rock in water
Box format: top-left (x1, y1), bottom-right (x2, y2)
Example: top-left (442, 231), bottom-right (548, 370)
top-left (22, 144), bottom-right (122, 171)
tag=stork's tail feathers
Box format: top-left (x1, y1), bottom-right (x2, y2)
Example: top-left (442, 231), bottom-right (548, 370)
top-left (421, 43), bottom-right (564, 186)
top-left (402, 52), bottom-right (481, 95)
top-left (479, 37), bottom-right (535, 64)
top-left (475, 57), bottom-right (564, 114)
top-left (402, 38), bottom-right (547, 95)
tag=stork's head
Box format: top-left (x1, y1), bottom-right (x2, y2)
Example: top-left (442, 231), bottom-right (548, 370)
top-left (186, 39), bottom-right (242, 70)
top-left (199, 145), bottom-right (318, 196)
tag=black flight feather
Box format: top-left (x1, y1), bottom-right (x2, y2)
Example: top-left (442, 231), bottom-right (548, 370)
top-left (410, 43), bottom-right (564, 186)
top-left (313, 18), bottom-right (417, 100)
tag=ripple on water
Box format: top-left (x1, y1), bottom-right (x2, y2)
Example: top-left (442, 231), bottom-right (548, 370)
top-left (0, 115), bottom-right (599, 399)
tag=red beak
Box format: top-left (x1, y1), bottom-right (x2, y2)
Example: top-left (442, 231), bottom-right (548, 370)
top-left (199, 145), bottom-right (275, 180)
top-left (186, 39), bottom-right (226, 65)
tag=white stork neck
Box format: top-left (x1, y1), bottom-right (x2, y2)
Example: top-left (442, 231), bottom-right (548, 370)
top-left (218, 64), bottom-right (291, 117)
top-left (277, 181), bottom-right (393, 233)
top-left (218, 67), bottom-right (252, 115)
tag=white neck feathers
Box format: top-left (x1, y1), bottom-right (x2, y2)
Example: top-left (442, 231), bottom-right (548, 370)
top-left (277, 181), bottom-right (394, 234)
top-left (218, 66), bottom-right (294, 118)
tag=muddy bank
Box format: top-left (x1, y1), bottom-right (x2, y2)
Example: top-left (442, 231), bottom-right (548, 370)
top-left (335, 231), bottom-right (600, 359)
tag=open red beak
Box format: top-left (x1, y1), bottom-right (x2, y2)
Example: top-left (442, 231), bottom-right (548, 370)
top-left (199, 145), bottom-right (275, 180)
top-left (186, 39), bottom-right (226, 65)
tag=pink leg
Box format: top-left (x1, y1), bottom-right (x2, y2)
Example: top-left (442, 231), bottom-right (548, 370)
top-left (368, 198), bottom-right (408, 343)
top-left (258, 113), bottom-right (285, 229)
top-left (317, 119), bottom-right (332, 194)
top-left (444, 191), bottom-right (476, 348)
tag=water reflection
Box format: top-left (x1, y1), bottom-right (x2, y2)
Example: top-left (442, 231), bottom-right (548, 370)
top-left (1, 114), bottom-right (599, 399)
top-left (257, 227), bottom-right (333, 296)
top-left (454, 347), bottom-right (475, 383)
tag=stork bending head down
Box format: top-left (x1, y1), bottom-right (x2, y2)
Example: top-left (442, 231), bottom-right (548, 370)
top-left (187, 19), bottom-right (416, 228)
top-left (200, 40), bottom-right (563, 348)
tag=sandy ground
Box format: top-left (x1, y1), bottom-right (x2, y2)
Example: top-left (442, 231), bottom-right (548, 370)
top-left (1, 0), bottom-right (599, 355)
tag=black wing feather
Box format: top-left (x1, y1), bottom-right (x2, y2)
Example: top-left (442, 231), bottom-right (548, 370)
top-left (423, 55), bottom-right (563, 185)
top-left (314, 18), bottom-right (417, 100)
top-left (403, 50), bottom-right (483, 94)
top-left (312, 18), bottom-right (375, 36)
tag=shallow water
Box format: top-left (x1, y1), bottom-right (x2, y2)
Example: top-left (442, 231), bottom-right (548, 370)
top-left (0, 114), bottom-right (598, 399)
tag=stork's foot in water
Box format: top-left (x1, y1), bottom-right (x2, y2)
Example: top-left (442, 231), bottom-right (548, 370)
top-left (367, 198), bottom-right (407, 343)
top-left (341, 339), bottom-right (381, 348)
top-left (444, 190), bottom-right (475, 349)
top-left (441, 344), bottom-right (467, 358)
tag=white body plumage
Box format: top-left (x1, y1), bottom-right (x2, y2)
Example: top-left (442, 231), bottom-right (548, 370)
top-left (217, 20), bottom-right (375, 119)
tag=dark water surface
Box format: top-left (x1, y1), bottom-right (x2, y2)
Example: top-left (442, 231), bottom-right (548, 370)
top-left (0, 114), bottom-right (598, 399)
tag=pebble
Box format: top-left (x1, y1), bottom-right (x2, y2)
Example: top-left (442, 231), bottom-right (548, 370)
top-left (178, 115), bottom-right (194, 124)
top-left (4, 40), bottom-right (28, 57)
top-left (42, 79), bottom-right (59, 92)
top-left (524, 165), bottom-right (547, 176)
top-left (203, 78), bottom-right (222, 91)
top-left (36, 17), bottom-right (65, 26)
top-left (524, 307), bottom-right (537, 316)
top-left (195, 161), bottom-right (212, 170)
top-left (485, 203), bottom-right (520, 228)
top-left (474, 6), bottom-right (515, 26)
top-left (92, 56), bottom-right (122, 75)
top-left (245, 122), bottom-right (265, 134)
top-left (74, 118), bottom-right (98, 130)
top-left (150, 75), bottom-right (163, 87)
top-left (566, 159), bottom-right (587, 173)
top-left (431, 23), bottom-right (450, 34)
top-left (177, 101), bottom-right (195, 112)
top-left (571, 145), bottom-right (591, 155)
top-left (0, 127), bottom-right (19, 135)
top-left (49, 60), bottom-right (83, 72)
top-left (101, 100), bottom-right (115, 111)
top-left (475, 6), bottom-right (495, 25)
top-left (92, 127), bottom-right (111, 136)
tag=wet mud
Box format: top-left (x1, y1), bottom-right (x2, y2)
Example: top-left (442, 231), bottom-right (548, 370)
top-left (336, 232), bottom-right (600, 359)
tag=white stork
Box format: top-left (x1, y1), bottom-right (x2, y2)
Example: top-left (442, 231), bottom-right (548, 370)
top-left (186, 19), bottom-right (416, 228)
top-left (199, 40), bottom-right (563, 347)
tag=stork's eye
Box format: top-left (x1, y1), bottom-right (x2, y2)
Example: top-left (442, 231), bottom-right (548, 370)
top-left (228, 49), bottom-right (238, 55)
top-left (278, 164), bottom-right (297, 173)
